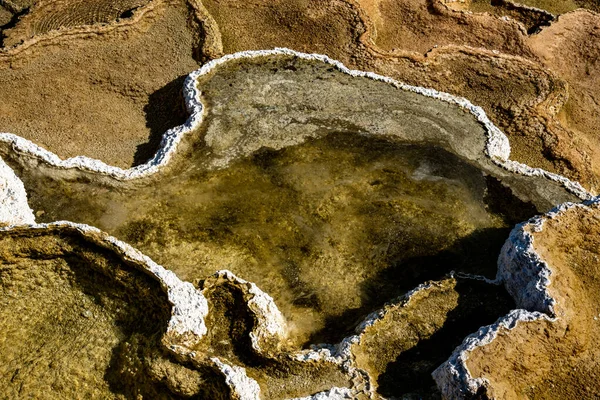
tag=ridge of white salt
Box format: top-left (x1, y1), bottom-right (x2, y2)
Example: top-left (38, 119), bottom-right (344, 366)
top-left (0, 48), bottom-right (591, 200)
top-left (203, 270), bottom-right (287, 353)
top-left (289, 387), bottom-right (354, 400)
top-left (211, 358), bottom-right (261, 400)
top-left (0, 156), bottom-right (34, 225)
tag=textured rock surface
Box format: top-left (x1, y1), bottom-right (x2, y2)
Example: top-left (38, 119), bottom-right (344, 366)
top-left (435, 201), bottom-right (600, 398)
top-left (3, 0), bottom-right (150, 45)
top-left (1, 0), bottom-right (600, 397)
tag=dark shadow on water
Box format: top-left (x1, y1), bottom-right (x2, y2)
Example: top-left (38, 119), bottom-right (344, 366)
top-left (134, 75), bottom-right (189, 166)
top-left (60, 235), bottom-right (173, 398)
top-left (376, 278), bottom-right (513, 399)
top-left (306, 226), bottom-right (514, 346)
top-left (54, 232), bottom-right (227, 398)
top-left (306, 159), bottom-right (539, 347)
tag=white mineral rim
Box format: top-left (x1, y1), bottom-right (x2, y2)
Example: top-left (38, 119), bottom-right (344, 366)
top-left (0, 49), bottom-right (596, 398)
top-left (211, 358), bottom-right (261, 400)
top-left (202, 270), bottom-right (288, 353)
top-left (289, 387), bottom-right (354, 400)
top-left (432, 201), bottom-right (595, 398)
top-left (0, 156), bottom-right (34, 225)
top-left (0, 48), bottom-right (592, 200)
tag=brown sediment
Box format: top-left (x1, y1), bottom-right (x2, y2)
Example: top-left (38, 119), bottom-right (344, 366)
top-left (465, 202), bottom-right (600, 399)
top-left (193, 0), bottom-right (600, 192)
top-left (201, 0), bottom-right (368, 64)
top-left (352, 6), bottom-right (600, 192)
top-left (0, 7), bottom-right (13, 28)
top-left (0, 0), bottom-right (218, 168)
top-left (351, 277), bottom-right (514, 398)
top-left (355, 1), bottom-right (600, 192)
top-left (1, 54), bottom-right (577, 350)
top-left (2, 0), bottom-right (151, 45)
top-left (527, 10), bottom-right (600, 189)
top-left (0, 225), bottom-right (225, 398)
top-left (354, 0), bottom-right (534, 57)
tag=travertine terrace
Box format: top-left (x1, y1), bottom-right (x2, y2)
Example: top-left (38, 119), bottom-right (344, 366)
top-left (435, 201), bottom-right (600, 399)
top-left (1, 0), bottom-right (600, 398)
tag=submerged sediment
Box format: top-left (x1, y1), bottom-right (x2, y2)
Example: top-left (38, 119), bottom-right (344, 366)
top-left (0, 49), bottom-right (596, 398)
top-left (0, 223), bottom-right (208, 398)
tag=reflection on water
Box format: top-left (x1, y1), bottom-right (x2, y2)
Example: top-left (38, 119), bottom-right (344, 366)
top-left (21, 133), bottom-right (533, 345)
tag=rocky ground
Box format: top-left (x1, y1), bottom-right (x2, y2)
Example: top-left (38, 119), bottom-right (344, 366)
top-left (0, 0), bottom-right (599, 398)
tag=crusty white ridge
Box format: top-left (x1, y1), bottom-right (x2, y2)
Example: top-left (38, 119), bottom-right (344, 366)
top-left (431, 202), bottom-right (591, 398)
top-left (0, 156), bottom-right (34, 225)
top-left (201, 270), bottom-right (287, 353)
top-left (290, 387), bottom-right (354, 399)
top-left (211, 358), bottom-right (261, 400)
top-left (0, 48), bottom-right (592, 199)
top-left (0, 221), bottom-right (210, 343)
